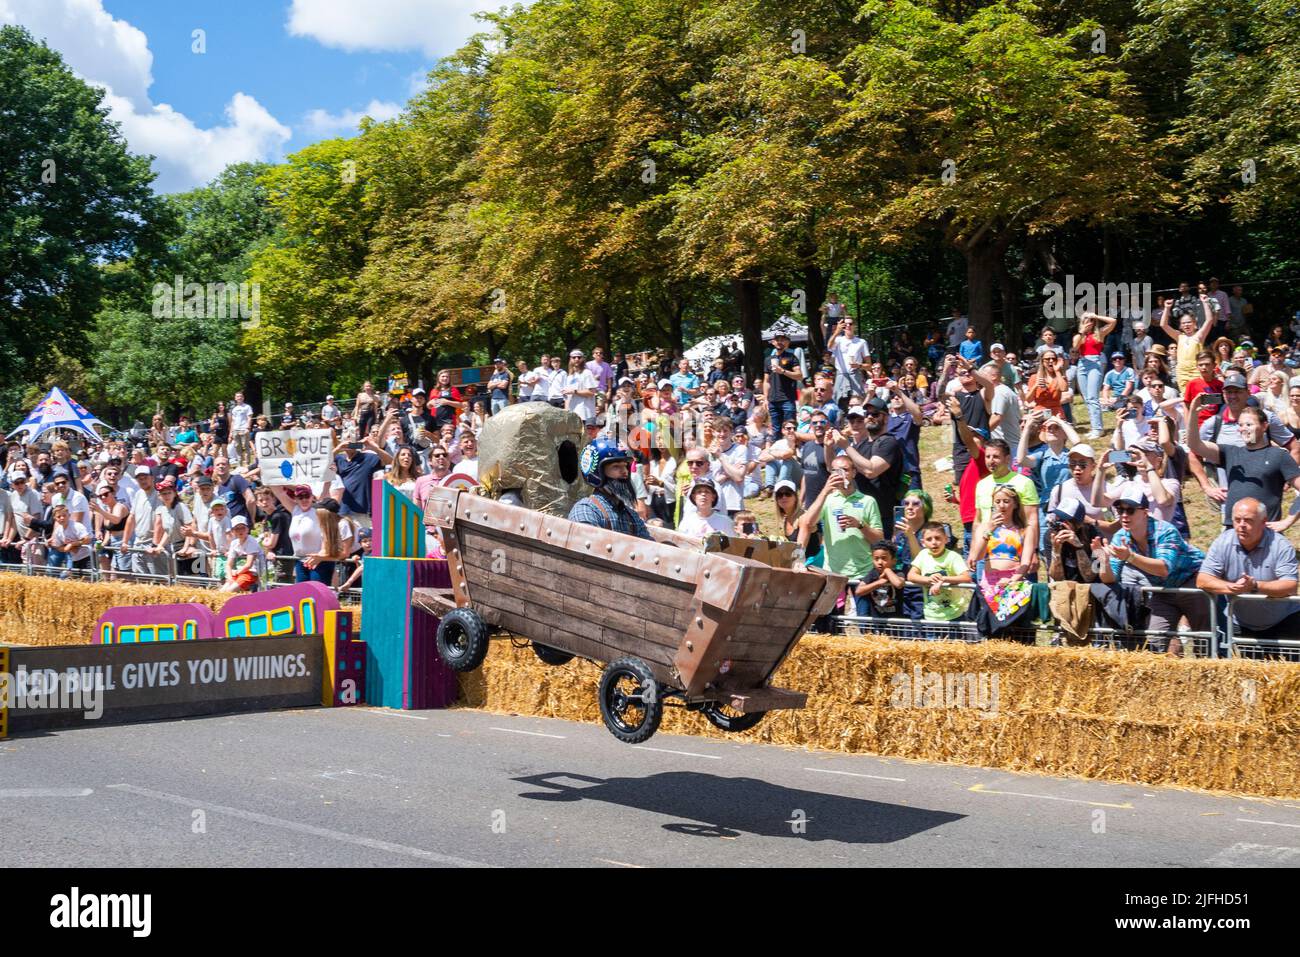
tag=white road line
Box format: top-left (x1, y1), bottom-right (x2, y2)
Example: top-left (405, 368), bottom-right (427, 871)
top-left (633, 746), bottom-right (721, 760)
top-left (804, 767), bottom-right (905, 783)
top-left (357, 708), bottom-right (429, 720)
top-left (1236, 818), bottom-right (1300, 830)
top-left (968, 783), bottom-right (1133, 809)
top-left (596, 858), bottom-right (645, 868)
top-left (107, 784), bottom-right (490, 868)
top-left (489, 727), bottom-right (566, 739)
top-left (0, 788), bottom-right (94, 798)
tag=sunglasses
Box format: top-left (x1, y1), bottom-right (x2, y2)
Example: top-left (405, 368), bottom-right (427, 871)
top-left (431, 452), bottom-right (449, 458)
top-left (688, 460), bottom-right (709, 467)
top-left (1114, 505), bottom-right (1140, 515)
top-left (903, 500), bottom-right (924, 508)
top-left (98, 492), bottom-right (113, 498)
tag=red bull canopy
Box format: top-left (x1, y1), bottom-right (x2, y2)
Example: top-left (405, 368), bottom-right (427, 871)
top-left (5, 387), bottom-right (111, 443)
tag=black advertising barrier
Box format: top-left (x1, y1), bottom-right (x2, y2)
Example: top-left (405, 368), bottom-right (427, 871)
top-left (1, 636), bottom-right (323, 735)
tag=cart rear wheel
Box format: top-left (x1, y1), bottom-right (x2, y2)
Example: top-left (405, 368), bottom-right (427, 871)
top-left (598, 657), bottom-right (662, 744)
top-left (435, 608), bottom-right (490, 672)
top-left (532, 643), bottom-right (575, 666)
top-left (700, 702), bottom-right (768, 733)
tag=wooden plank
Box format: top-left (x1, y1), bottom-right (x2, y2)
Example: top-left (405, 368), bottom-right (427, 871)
top-left (410, 587), bottom-right (456, 617)
top-left (459, 528), bottom-right (695, 608)
top-left (461, 550), bottom-right (687, 646)
top-left (736, 606), bottom-right (814, 632)
top-left (468, 578), bottom-right (682, 653)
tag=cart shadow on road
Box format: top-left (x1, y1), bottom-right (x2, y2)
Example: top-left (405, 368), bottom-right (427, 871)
top-left (513, 770), bottom-right (964, 843)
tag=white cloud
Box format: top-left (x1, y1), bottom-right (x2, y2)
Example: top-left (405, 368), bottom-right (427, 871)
top-left (287, 0), bottom-right (484, 56)
top-left (1, 0), bottom-right (290, 192)
top-left (302, 99), bottom-right (402, 137)
top-left (106, 92), bottom-right (292, 194)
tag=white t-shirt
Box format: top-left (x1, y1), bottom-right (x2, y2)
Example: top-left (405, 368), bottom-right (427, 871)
top-left (51, 520), bottom-right (93, 562)
top-left (230, 403), bottom-right (253, 431)
top-left (832, 337), bottom-right (869, 377)
top-left (564, 370), bottom-right (599, 421)
top-left (677, 510), bottom-right (734, 539)
top-left (288, 505), bottom-right (323, 558)
top-left (990, 383), bottom-right (1021, 451)
top-left (547, 368), bottom-right (567, 402)
top-left (711, 442), bottom-right (756, 513)
top-left (226, 536), bottom-right (265, 574)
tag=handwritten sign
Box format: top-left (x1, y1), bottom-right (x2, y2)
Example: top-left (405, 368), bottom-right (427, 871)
top-left (253, 429), bottom-right (335, 486)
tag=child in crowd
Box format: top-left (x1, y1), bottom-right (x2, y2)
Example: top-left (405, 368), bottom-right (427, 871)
top-left (854, 541), bottom-right (905, 616)
top-left (907, 521), bottom-right (973, 623)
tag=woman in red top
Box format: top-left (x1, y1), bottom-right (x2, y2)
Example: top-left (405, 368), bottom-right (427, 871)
top-left (1073, 311), bottom-right (1119, 438)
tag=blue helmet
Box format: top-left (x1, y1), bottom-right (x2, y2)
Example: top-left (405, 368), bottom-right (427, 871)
top-left (579, 437), bottom-right (633, 488)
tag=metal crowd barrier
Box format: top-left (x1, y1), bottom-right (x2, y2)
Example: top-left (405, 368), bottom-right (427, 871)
top-left (1225, 595), bottom-right (1300, 662)
top-left (834, 583), bottom-right (1222, 659)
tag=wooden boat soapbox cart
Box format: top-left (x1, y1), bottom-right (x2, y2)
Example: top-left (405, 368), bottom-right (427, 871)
top-left (418, 486), bottom-right (844, 743)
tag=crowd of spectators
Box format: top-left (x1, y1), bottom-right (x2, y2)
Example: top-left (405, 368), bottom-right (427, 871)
top-left (3, 279), bottom-right (1300, 654)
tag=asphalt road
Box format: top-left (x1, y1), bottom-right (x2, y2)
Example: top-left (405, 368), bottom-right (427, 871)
top-left (2, 706), bottom-right (1298, 867)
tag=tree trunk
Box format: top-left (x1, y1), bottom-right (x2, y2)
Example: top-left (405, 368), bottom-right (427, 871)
top-left (593, 302), bottom-right (612, 357)
top-left (802, 266), bottom-right (828, 357)
top-left (733, 277), bottom-right (764, 383)
top-left (961, 232), bottom-right (1013, 345)
top-left (670, 294), bottom-right (684, 355)
top-left (995, 257), bottom-right (1020, 352)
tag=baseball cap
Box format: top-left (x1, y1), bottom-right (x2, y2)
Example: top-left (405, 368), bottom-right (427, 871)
top-left (196, 475), bottom-right (214, 486)
top-left (617, 377), bottom-right (633, 387)
top-left (657, 379), bottom-right (673, 390)
top-left (230, 515), bottom-right (249, 528)
top-left (313, 497), bottom-right (340, 513)
top-left (991, 342), bottom-right (1005, 352)
top-left (412, 387), bottom-right (427, 395)
top-left (1112, 485), bottom-right (1150, 509)
top-left (1112, 351), bottom-right (1126, 360)
top-left (969, 426), bottom-right (991, 440)
top-left (134, 465), bottom-right (152, 476)
top-left (845, 406), bottom-right (866, 418)
top-left (1052, 497), bottom-right (1087, 522)
top-left (1223, 373), bottom-right (1248, 390)
top-left (865, 397), bottom-right (888, 412)
top-left (569, 349), bottom-right (585, 358)
top-left (493, 356), bottom-right (506, 364)
top-left (326, 395), bottom-right (335, 401)
top-left (1068, 443), bottom-right (1096, 460)
top-left (8, 471), bottom-right (28, 482)
top-left (773, 479), bottom-right (798, 497)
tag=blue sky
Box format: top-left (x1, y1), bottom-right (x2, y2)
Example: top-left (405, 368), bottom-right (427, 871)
top-left (1, 0), bottom-right (495, 192)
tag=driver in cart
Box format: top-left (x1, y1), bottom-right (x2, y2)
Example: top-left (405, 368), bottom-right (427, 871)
top-left (568, 438), bottom-right (653, 540)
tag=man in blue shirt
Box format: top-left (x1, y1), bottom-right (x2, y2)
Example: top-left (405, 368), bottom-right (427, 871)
top-left (334, 443), bottom-right (383, 531)
top-left (1098, 488), bottom-right (1206, 655)
top-left (958, 327), bottom-right (983, 365)
top-left (1198, 497), bottom-right (1300, 641)
top-left (669, 358), bottom-right (701, 406)
top-left (1101, 352), bottom-right (1136, 411)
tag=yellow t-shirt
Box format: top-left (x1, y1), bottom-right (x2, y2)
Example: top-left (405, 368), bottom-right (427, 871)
top-left (1176, 334), bottom-right (1201, 389)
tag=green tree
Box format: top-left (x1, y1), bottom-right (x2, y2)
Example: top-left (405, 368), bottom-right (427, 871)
top-left (0, 25), bottom-right (166, 403)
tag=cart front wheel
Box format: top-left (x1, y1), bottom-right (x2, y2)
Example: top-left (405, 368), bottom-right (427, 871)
top-left (700, 702), bottom-right (768, 733)
top-left (598, 657), bottom-right (662, 744)
top-left (532, 643), bottom-right (575, 666)
top-left (435, 608), bottom-right (490, 672)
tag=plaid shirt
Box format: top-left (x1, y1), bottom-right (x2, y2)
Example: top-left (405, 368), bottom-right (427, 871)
top-left (567, 493), bottom-right (653, 540)
top-left (1109, 516), bottom-right (1204, 588)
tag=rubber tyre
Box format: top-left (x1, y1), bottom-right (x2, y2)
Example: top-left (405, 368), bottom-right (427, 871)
top-left (597, 657), bottom-right (663, 744)
top-left (699, 702), bottom-right (768, 733)
top-left (532, 643), bottom-right (575, 666)
top-left (435, 607), bottom-right (491, 672)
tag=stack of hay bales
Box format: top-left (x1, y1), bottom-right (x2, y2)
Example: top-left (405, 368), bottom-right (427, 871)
top-left (458, 633), bottom-right (1300, 797)
top-left (0, 574), bottom-right (361, 647)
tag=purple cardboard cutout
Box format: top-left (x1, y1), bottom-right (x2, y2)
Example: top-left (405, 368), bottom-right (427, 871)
top-left (94, 583), bottom-right (341, 644)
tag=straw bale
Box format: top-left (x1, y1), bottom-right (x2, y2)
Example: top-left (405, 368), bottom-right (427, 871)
top-left (457, 631), bottom-right (1300, 797)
